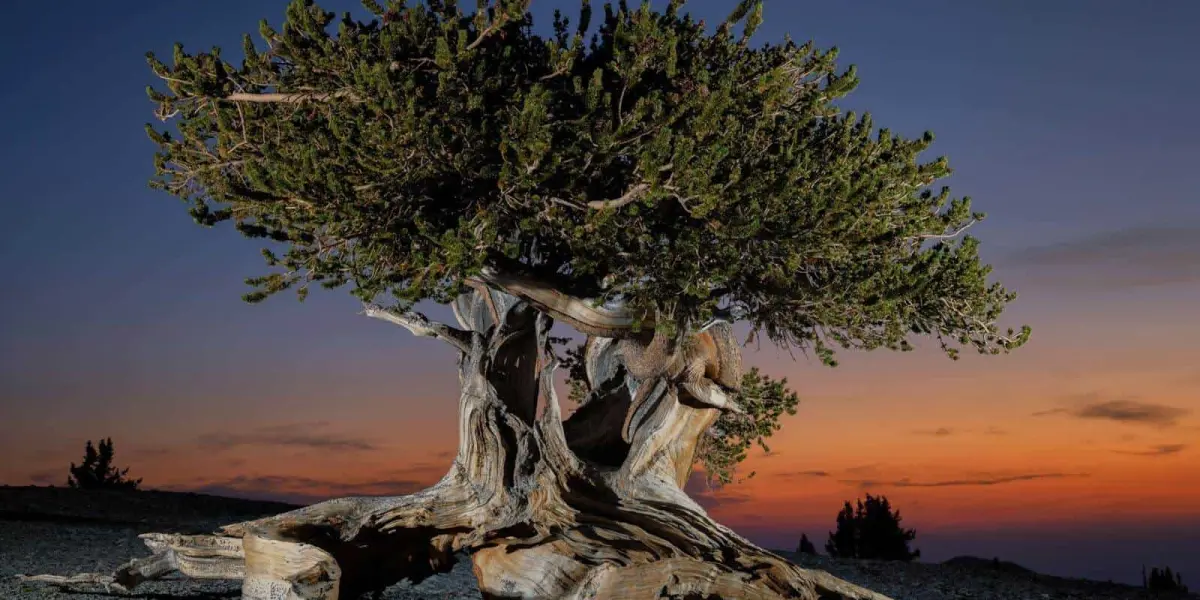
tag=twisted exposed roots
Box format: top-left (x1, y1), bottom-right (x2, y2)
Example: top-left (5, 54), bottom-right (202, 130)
top-left (17, 291), bottom-right (892, 600)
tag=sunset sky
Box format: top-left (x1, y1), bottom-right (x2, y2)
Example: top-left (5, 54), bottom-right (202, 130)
top-left (1, 0), bottom-right (1198, 587)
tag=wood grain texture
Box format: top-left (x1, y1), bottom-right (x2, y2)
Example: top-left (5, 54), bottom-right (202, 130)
top-left (20, 287), bottom-right (890, 600)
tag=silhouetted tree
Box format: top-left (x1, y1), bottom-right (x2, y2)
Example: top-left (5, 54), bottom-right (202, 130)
top-left (825, 494), bottom-right (919, 561)
top-left (67, 438), bottom-right (141, 490)
top-left (797, 533), bottom-right (818, 555)
top-left (1146, 566), bottom-right (1189, 593)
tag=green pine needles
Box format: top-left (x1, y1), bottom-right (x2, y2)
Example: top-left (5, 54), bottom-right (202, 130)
top-left (145, 0), bottom-right (1029, 365)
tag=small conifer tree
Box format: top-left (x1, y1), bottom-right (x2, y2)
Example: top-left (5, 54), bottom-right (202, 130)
top-left (67, 438), bottom-right (141, 490)
top-left (825, 494), bottom-right (918, 561)
top-left (1147, 566), bottom-right (1189, 593)
top-left (797, 533), bottom-right (817, 555)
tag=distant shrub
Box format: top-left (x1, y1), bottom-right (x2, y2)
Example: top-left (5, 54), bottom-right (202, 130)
top-left (1145, 566), bottom-right (1188, 593)
top-left (796, 533), bottom-right (817, 555)
top-left (67, 438), bottom-right (141, 490)
top-left (825, 494), bottom-right (919, 561)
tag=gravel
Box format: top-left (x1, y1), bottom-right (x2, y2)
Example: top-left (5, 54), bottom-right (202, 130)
top-left (780, 551), bottom-right (1197, 600)
top-left (2, 486), bottom-right (1195, 599)
top-left (0, 520), bottom-right (483, 599)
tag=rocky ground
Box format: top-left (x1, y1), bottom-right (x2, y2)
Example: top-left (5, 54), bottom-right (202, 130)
top-left (2, 486), bottom-right (1194, 599)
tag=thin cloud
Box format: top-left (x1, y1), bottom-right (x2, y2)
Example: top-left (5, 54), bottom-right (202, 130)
top-left (1034, 396), bottom-right (1190, 427)
top-left (1032, 408), bottom-right (1068, 417)
top-left (683, 471), bottom-right (752, 510)
top-left (912, 426), bottom-right (1007, 437)
top-left (914, 427), bottom-right (956, 437)
top-left (797, 470), bottom-right (832, 477)
top-left (383, 463), bottom-right (447, 479)
top-left (843, 473), bottom-right (1087, 489)
top-left (1002, 223), bottom-right (1200, 288)
top-left (182, 474), bottom-right (429, 505)
top-left (1076, 401), bottom-right (1188, 425)
top-left (197, 423), bottom-right (379, 452)
top-left (843, 463), bottom-right (882, 475)
top-left (775, 470), bottom-right (832, 479)
top-left (1113, 444), bottom-right (1187, 457)
top-left (27, 469), bottom-right (60, 485)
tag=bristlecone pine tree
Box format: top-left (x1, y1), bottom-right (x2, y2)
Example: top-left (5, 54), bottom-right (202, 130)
top-left (22, 1), bottom-right (1028, 598)
top-left (66, 438), bottom-right (142, 491)
top-left (826, 495), bottom-right (919, 561)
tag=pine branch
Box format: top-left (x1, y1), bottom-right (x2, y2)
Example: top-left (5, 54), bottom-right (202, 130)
top-left (915, 218), bottom-right (979, 241)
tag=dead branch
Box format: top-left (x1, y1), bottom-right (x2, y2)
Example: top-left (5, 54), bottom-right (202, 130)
top-left (361, 303), bottom-right (472, 353)
top-left (916, 218), bottom-right (978, 241)
top-left (222, 90), bottom-right (358, 104)
top-left (680, 380), bottom-right (745, 414)
top-left (586, 183), bottom-right (651, 210)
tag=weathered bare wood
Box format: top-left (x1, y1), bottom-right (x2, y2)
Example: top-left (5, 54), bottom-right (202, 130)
top-left (243, 532), bottom-right (340, 600)
top-left (17, 533), bottom-right (243, 593)
top-left (361, 303), bottom-right (472, 353)
top-left (473, 267), bottom-right (645, 338)
top-left (533, 312), bottom-right (581, 475)
top-left (20, 288), bottom-right (892, 600)
top-left (461, 310), bottom-right (888, 599)
top-left (585, 182), bottom-right (651, 209)
top-left (223, 90), bottom-right (358, 103)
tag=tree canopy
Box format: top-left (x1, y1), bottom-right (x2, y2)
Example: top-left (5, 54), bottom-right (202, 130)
top-left (146, 0), bottom-right (1029, 364)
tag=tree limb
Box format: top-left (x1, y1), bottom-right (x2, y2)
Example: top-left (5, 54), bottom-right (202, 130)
top-left (222, 90), bottom-right (358, 104)
top-left (680, 381), bottom-right (745, 414)
top-left (473, 268), bottom-right (649, 338)
top-left (466, 21), bottom-right (503, 51)
top-left (916, 218), bottom-right (978, 241)
top-left (547, 183), bottom-right (652, 211)
top-left (361, 304), bottom-right (472, 353)
top-left (586, 183), bottom-right (651, 210)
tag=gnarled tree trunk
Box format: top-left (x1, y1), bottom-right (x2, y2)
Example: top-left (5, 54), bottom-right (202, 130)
top-left (20, 285), bottom-right (891, 600)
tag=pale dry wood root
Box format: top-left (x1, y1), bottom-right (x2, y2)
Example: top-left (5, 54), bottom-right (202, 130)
top-left (15, 533), bottom-right (244, 592)
top-left (19, 286), bottom-right (892, 600)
